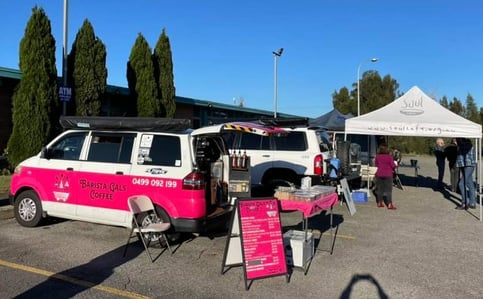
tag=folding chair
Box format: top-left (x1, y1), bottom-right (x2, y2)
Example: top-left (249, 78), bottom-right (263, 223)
top-left (123, 195), bottom-right (172, 262)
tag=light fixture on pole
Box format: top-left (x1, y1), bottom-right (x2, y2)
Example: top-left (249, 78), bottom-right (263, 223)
top-left (357, 58), bottom-right (378, 116)
top-left (272, 48), bottom-right (283, 118)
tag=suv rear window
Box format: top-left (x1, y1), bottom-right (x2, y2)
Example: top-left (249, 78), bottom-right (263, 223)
top-left (273, 131), bottom-right (307, 151)
top-left (225, 131), bottom-right (270, 150)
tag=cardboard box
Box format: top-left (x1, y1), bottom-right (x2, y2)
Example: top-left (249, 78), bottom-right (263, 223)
top-left (228, 180), bottom-right (249, 193)
top-left (283, 230), bottom-right (314, 268)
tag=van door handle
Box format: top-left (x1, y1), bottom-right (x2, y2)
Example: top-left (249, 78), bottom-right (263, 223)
top-left (115, 171), bottom-right (124, 175)
top-left (262, 155), bottom-right (270, 158)
top-left (66, 167), bottom-right (73, 171)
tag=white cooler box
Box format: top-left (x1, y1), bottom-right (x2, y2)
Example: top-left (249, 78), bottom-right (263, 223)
top-left (283, 230), bottom-right (314, 268)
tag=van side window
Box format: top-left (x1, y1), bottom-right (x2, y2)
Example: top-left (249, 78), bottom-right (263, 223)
top-left (50, 132), bottom-right (87, 160)
top-left (87, 133), bottom-right (135, 163)
top-left (140, 135), bottom-right (181, 167)
top-left (274, 131), bottom-right (307, 151)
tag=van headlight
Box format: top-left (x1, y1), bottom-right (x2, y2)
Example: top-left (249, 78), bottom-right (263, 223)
top-left (14, 165), bottom-right (22, 174)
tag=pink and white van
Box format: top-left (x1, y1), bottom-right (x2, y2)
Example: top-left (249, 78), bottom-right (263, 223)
top-left (9, 117), bottom-right (285, 234)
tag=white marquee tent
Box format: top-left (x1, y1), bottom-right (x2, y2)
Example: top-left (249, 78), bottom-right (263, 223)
top-left (345, 86), bottom-right (482, 220)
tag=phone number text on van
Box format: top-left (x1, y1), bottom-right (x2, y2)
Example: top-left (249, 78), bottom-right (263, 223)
top-left (132, 178), bottom-right (178, 188)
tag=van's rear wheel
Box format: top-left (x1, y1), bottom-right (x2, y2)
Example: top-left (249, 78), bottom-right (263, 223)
top-left (136, 206), bottom-right (180, 246)
top-left (14, 190), bottom-right (43, 227)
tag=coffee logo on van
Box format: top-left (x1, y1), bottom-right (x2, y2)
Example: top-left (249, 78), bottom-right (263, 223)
top-left (53, 174), bottom-right (71, 202)
top-left (54, 173), bottom-right (70, 189)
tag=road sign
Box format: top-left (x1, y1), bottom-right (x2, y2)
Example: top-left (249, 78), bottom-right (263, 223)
top-left (59, 86), bottom-right (72, 102)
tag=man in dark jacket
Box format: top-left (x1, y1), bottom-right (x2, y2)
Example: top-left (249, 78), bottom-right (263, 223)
top-left (444, 138), bottom-right (458, 192)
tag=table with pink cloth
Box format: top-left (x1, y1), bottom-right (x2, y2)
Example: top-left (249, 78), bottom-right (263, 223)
top-left (278, 192), bottom-right (338, 217)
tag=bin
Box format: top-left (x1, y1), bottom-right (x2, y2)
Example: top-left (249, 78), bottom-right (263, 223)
top-left (283, 230), bottom-right (314, 268)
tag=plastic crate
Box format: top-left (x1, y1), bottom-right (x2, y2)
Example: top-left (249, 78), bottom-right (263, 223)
top-left (352, 191), bottom-right (368, 203)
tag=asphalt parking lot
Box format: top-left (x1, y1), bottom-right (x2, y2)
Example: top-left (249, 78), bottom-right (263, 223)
top-left (1, 155), bottom-right (483, 299)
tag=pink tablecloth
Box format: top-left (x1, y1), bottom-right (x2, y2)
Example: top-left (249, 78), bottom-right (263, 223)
top-left (278, 192), bottom-right (339, 218)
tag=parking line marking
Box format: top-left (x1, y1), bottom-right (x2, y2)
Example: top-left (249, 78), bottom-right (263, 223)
top-left (0, 259), bottom-right (152, 299)
top-left (317, 232), bottom-right (355, 240)
top-left (326, 233), bottom-right (355, 240)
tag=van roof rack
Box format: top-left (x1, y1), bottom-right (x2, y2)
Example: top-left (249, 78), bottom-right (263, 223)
top-left (255, 117), bottom-right (309, 128)
top-left (59, 116), bottom-right (191, 132)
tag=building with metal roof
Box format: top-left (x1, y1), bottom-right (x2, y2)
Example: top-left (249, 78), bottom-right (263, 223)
top-left (0, 66), bottom-right (301, 153)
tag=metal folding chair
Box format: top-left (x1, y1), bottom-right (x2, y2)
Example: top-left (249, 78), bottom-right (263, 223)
top-left (123, 195), bottom-right (172, 262)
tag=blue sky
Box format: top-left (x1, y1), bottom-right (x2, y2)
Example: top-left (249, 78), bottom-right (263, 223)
top-left (1, 1), bottom-right (481, 118)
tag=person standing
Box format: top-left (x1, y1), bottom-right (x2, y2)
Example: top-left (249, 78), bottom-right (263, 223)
top-left (455, 138), bottom-right (477, 210)
top-left (434, 138), bottom-right (446, 190)
top-left (444, 138), bottom-right (458, 192)
top-left (392, 148), bottom-right (402, 165)
top-left (375, 143), bottom-right (397, 209)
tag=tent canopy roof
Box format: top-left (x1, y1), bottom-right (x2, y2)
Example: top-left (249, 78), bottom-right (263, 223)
top-left (310, 108), bottom-right (353, 131)
top-left (345, 86), bottom-right (482, 138)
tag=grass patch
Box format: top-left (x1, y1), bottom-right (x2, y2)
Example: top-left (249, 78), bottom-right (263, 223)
top-left (0, 176), bottom-right (11, 193)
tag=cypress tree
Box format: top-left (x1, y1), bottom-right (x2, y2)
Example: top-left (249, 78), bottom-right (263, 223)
top-left (153, 28), bottom-right (176, 118)
top-left (127, 34), bottom-right (159, 117)
top-left (7, 7), bottom-right (58, 167)
top-left (69, 19), bottom-right (107, 116)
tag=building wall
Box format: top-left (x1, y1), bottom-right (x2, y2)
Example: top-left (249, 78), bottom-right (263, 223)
top-left (0, 78), bottom-right (15, 152)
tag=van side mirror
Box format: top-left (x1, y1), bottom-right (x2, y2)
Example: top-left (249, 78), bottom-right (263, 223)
top-left (40, 147), bottom-right (52, 160)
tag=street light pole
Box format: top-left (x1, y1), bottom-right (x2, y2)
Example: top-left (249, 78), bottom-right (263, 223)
top-left (273, 48), bottom-right (283, 118)
top-left (62, 0), bottom-right (69, 116)
top-left (357, 58), bottom-right (378, 116)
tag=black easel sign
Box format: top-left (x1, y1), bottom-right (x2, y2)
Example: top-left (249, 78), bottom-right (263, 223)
top-left (221, 198), bottom-right (288, 290)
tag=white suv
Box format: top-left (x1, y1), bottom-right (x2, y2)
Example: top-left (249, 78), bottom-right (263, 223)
top-left (222, 119), bottom-right (333, 192)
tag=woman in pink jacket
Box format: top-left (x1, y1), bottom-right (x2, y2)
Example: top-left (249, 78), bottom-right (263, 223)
top-left (374, 143), bottom-right (397, 209)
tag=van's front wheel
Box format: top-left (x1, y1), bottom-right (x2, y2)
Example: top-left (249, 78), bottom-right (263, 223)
top-left (14, 190), bottom-right (43, 227)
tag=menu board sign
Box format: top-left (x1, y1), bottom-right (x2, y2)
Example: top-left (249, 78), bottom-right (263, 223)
top-left (238, 198), bottom-right (287, 281)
